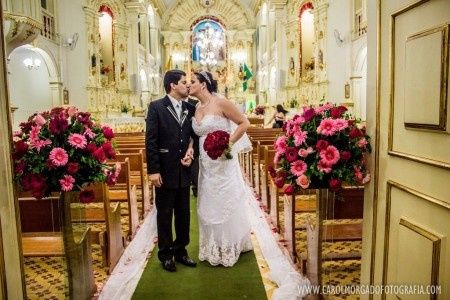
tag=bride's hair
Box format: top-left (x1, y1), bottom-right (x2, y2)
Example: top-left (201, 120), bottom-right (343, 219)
top-left (194, 71), bottom-right (218, 93)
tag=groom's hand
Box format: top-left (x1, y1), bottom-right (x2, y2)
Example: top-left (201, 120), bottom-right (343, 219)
top-left (149, 173), bottom-right (163, 187)
top-left (185, 147), bottom-right (194, 159)
top-left (181, 156), bottom-right (192, 167)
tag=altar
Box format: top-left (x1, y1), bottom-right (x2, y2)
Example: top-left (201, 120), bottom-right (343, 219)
top-left (101, 116), bottom-right (145, 133)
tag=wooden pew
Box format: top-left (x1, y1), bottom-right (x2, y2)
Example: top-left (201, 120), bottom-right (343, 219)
top-left (107, 158), bottom-right (139, 239)
top-left (116, 151), bottom-right (152, 216)
top-left (19, 194), bottom-right (96, 299)
top-left (284, 187), bottom-right (364, 281)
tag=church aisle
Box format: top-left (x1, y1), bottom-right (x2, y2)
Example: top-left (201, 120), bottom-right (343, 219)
top-left (132, 194), bottom-right (268, 299)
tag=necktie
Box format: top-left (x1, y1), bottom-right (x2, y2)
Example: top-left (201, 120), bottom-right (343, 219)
top-left (175, 103), bottom-right (181, 119)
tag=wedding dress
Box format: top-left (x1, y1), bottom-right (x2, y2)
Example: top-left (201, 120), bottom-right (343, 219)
top-left (193, 114), bottom-right (253, 267)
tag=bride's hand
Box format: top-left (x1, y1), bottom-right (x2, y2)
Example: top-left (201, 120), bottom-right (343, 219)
top-left (181, 156), bottom-right (192, 167)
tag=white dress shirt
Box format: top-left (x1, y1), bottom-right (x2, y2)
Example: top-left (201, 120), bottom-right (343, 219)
top-left (168, 94), bottom-right (183, 118)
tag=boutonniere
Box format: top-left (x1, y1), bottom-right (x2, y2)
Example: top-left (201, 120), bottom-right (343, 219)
top-left (182, 110), bottom-right (189, 117)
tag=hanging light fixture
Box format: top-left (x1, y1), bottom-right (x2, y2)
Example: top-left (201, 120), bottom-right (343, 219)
top-left (23, 57), bottom-right (42, 70)
top-left (196, 22), bottom-right (223, 68)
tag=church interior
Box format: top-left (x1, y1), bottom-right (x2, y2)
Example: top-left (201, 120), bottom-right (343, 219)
top-left (0, 0), bottom-right (448, 299)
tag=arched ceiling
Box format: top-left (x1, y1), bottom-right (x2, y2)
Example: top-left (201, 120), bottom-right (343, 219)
top-left (158, 0), bottom-right (259, 30)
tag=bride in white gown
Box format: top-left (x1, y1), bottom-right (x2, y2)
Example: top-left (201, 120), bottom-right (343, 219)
top-left (189, 71), bottom-right (253, 267)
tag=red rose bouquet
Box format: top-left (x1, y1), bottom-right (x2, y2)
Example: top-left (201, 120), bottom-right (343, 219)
top-left (271, 102), bottom-right (371, 193)
top-left (12, 106), bottom-right (120, 202)
top-left (203, 130), bottom-right (233, 160)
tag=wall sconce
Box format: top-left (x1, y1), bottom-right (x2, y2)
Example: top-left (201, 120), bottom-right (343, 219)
top-left (63, 33), bottom-right (79, 50)
top-left (23, 58), bottom-right (42, 70)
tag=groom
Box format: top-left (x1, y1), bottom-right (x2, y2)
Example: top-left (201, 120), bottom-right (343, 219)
top-left (146, 69), bottom-right (197, 272)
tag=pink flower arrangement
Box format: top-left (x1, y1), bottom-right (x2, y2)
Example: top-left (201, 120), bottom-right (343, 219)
top-left (254, 105), bottom-right (265, 116)
top-left (12, 107), bottom-right (119, 201)
top-left (272, 102), bottom-right (371, 193)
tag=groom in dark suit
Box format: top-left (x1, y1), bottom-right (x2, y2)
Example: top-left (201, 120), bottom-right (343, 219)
top-left (146, 69), bottom-right (197, 272)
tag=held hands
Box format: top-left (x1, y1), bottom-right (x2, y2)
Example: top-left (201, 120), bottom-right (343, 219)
top-left (149, 173), bottom-right (163, 188)
top-left (181, 147), bottom-right (195, 167)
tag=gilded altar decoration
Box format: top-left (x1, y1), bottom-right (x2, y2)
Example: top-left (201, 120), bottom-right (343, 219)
top-left (271, 103), bottom-right (371, 194)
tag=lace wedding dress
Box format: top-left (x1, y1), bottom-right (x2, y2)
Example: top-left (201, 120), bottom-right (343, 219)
top-left (193, 114), bottom-right (253, 267)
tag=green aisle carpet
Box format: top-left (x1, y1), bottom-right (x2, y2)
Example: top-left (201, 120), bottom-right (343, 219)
top-left (132, 194), bottom-right (267, 300)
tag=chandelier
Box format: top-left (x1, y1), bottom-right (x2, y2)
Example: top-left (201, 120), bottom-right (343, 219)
top-left (195, 22), bottom-right (224, 67)
top-left (23, 57), bottom-right (42, 70)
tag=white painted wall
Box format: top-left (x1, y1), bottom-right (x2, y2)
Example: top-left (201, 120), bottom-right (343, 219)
top-left (326, 0), bottom-right (352, 103)
top-left (57, 0), bottom-right (88, 110)
top-left (7, 47), bottom-right (52, 128)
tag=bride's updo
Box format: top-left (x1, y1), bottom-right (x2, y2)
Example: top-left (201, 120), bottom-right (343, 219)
top-left (195, 71), bottom-right (218, 93)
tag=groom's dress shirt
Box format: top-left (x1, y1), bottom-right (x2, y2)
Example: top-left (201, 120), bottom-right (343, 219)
top-left (168, 94), bottom-right (182, 119)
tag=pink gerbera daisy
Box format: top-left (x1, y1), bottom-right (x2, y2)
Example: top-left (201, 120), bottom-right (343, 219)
top-left (293, 130), bottom-right (307, 146)
top-left (290, 160), bottom-right (307, 176)
top-left (68, 133), bottom-right (87, 149)
top-left (59, 174), bottom-right (75, 191)
top-left (49, 147), bottom-right (69, 166)
top-left (320, 145), bottom-right (340, 166)
top-left (317, 118), bottom-right (337, 136)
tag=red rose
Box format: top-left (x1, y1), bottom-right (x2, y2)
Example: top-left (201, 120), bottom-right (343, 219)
top-left (340, 151), bottom-right (351, 161)
top-left (274, 176), bottom-right (285, 188)
top-left (14, 161), bottom-right (26, 174)
top-left (79, 189), bottom-right (95, 203)
top-left (316, 140), bottom-right (329, 151)
top-left (203, 130), bottom-right (231, 160)
top-left (93, 148), bottom-right (106, 163)
top-left (102, 142), bottom-right (116, 159)
top-left (330, 106), bottom-right (347, 118)
top-left (268, 166), bottom-right (276, 178)
top-left (13, 140), bottom-right (28, 159)
top-left (328, 178), bottom-right (342, 191)
top-left (284, 184), bottom-right (294, 195)
top-left (86, 143), bottom-right (97, 153)
top-left (102, 126), bottom-right (115, 140)
top-left (67, 162), bottom-right (79, 174)
top-left (302, 108), bottom-right (316, 122)
top-left (349, 128), bottom-right (363, 139)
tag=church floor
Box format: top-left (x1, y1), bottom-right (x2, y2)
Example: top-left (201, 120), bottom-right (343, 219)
top-left (132, 194), bottom-right (268, 299)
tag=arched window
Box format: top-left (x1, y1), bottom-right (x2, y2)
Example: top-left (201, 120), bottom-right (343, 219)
top-left (99, 5), bottom-right (114, 82)
top-left (191, 19), bottom-right (226, 70)
top-left (299, 2), bottom-right (314, 76)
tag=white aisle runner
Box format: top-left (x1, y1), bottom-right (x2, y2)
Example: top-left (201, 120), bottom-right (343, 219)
top-left (99, 208), bottom-right (157, 300)
top-left (245, 186), bottom-right (311, 299)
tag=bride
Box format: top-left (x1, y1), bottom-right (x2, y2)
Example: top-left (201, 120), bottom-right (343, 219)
top-left (189, 71), bottom-right (253, 267)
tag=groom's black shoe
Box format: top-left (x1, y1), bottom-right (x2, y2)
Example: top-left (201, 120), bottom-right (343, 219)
top-left (161, 259), bottom-right (176, 272)
top-left (175, 256), bottom-right (197, 267)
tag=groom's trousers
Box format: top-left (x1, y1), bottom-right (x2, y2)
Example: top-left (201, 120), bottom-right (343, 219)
top-left (155, 186), bottom-right (190, 261)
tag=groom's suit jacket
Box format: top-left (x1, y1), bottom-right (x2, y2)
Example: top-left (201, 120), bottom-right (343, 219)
top-left (145, 95), bottom-right (197, 189)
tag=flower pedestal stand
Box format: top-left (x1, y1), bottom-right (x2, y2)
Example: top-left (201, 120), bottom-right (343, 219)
top-left (60, 191), bottom-right (96, 300)
top-left (285, 188), bottom-right (334, 299)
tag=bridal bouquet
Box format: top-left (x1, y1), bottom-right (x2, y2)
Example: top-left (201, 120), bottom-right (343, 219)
top-left (271, 102), bottom-right (371, 193)
top-left (12, 106), bottom-right (120, 202)
top-left (203, 130), bottom-right (233, 160)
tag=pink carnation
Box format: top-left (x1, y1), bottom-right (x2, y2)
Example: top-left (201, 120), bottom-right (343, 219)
top-left (49, 147), bottom-right (69, 166)
top-left (66, 106), bottom-right (78, 117)
top-left (68, 133), bottom-right (87, 149)
top-left (30, 139), bottom-right (52, 152)
top-left (293, 130), bottom-right (307, 146)
top-left (275, 136), bottom-right (287, 154)
top-left (30, 125), bottom-right (42, 141)
top-left (84, 127), bottom-right (96, 139)
top-left (319, 145), bottom-right (340, 166)
top-left (290, 160), bottom-right (307, 176)
top-left (59, 174), bottom-right (75, 192)
top-left (317, 160), bottom-right (332, 173)
top-left (334, 119), bottom-right (349, 131)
